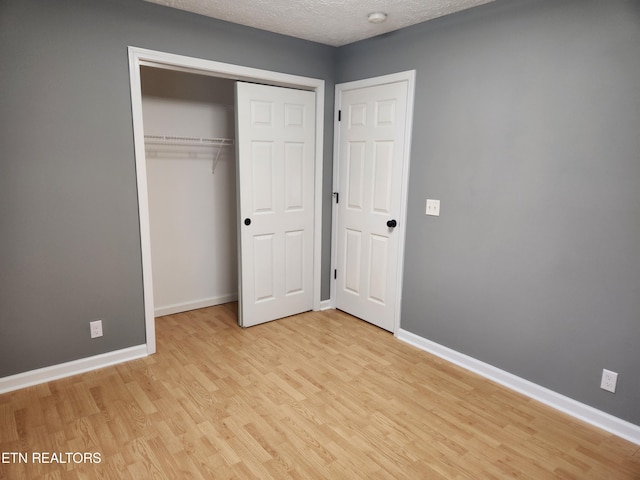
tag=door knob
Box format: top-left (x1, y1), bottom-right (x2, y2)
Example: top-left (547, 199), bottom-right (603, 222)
top-left (244, 218), bottom-right (251, 226)
top-left (387, 219), bottom-right (397, 228)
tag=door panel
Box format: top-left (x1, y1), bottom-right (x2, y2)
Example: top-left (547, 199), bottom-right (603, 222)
top-left (347, 143), bottom-right (365, 209)
top-left (372, 141), bottom-right (394, 213)
top-left (251, 142), bottom-right (274, 213)
top-left (254, 234), bottom-right (275, 302)
top-left (335, 79), bottom-right (410, 332)
top-left (236, 82), bottom-right (315, 327)
top-left (344, 229), bottom-right (362, 294)
top-left (285, 230), bottom-right (304, 294)
top-left (284, 142), bottom-right (305, 210)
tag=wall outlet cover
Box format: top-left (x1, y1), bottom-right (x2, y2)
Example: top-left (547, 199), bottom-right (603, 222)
top-left (600, 369), bottom-right (618, 393)
top-left (90, 320), bottom-right (103, 339)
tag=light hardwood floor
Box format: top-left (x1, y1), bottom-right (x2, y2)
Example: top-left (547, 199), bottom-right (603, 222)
top-left (1, 304), bottom-right (639, 479)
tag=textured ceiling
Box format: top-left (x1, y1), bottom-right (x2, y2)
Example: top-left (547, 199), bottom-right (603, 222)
top-left (144, 0), bottom-right (499, 46)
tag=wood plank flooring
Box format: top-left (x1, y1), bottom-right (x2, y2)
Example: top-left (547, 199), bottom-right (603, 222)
top-left (1, 304), bottom-right (639, 479)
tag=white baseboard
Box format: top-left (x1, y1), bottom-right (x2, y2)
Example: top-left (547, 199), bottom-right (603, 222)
top-left (396, 328), bottom-right (640, 446)
top-left (0, 345), bottom-right (148, 395)
top-left (319, 299), bottom-right (333, 311)
top-left (155, 294), bottom-right (238, 317)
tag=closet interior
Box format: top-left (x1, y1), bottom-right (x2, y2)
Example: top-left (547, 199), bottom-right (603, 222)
top-left (141, 67), bottom-right (238, 317)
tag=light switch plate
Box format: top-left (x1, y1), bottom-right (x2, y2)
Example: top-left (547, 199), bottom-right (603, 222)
top-left (426, 199), bottom-right (440, 216)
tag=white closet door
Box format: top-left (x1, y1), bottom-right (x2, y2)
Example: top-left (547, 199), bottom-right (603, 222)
top-left (235, 82), bottom-right (316, 327)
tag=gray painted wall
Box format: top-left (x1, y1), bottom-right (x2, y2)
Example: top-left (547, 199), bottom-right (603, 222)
top-left (0, 0), bottom-right (335, 377)
top-left (337, 0), bottom-right (640, 424)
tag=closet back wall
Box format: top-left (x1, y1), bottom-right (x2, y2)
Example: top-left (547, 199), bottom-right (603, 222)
top-left (141, 68), bottom-right (237, 316)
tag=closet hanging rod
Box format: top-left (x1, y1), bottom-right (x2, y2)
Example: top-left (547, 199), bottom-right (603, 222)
top-left (143, 134), bottom-right (234, 147)
top-left (144, 134), bottom-right (233, 174)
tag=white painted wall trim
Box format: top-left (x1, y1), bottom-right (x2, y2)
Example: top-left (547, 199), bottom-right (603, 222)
top-left (0, 345), bottom-right (148, 395)
top-left (155, 294), bottom-right (238, 317)
top-left (331, 70), bottom-right (416, 334)
top-left (397, 328), bottom-right (640, 446)
top-left (128, 47), bottom-right (325, 346)
top-left (319, 299), bottom-right (333, 311)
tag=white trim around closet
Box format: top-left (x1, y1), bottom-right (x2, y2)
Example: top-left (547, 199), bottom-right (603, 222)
top-left (128, 47), bottom-right (325, 355)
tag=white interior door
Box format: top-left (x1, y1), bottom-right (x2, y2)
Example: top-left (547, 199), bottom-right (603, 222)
top-left (334, 74), bottom-right (413, 332)
top-left (236, 82), bottom-right (316, 327)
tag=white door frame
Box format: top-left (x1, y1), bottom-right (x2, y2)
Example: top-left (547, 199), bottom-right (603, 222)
top-left (330, 70), bottom-right (415, 335)
top-left (128, 46), bottom-right (325, 354)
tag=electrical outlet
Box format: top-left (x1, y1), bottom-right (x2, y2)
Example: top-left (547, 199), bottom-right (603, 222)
top-left (90, 320), bottom-right (103, 339)
top-left (426, 198), bottom-right (440, 216)
top-left (600, 369), bottom-right (618, 393)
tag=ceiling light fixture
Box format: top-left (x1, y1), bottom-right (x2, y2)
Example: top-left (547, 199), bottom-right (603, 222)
top-left (368, 12), bottom-right (387, 24)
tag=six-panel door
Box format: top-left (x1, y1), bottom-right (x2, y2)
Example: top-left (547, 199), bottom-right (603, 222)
top-left (236, 82), bottom-right (315, 327)
top-left (335, 80), bottom-right (409, 332)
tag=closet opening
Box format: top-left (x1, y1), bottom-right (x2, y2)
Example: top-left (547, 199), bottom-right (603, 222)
top-left (141, 68), bottom-right (238, 318)
top-left (128, 47), bottom-right (325, 355)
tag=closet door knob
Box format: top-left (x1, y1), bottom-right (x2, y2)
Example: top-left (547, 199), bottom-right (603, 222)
top-left (387, 219), bottom-right (397, 228)
top-left (244, 218), bottom-right (251, 226)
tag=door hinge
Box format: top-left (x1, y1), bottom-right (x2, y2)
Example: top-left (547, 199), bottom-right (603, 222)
top-left (334, 269), bottom-right (337, 280)
top-left (333, 192), bottom-right (339, 204)
top-left (338, 110), bottom-right (341, 122)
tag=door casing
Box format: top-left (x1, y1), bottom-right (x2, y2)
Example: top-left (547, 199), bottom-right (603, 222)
top-left (128, 47), bottom-right (325, 353)
top-left (330, 71), bottom-right (416, 335)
